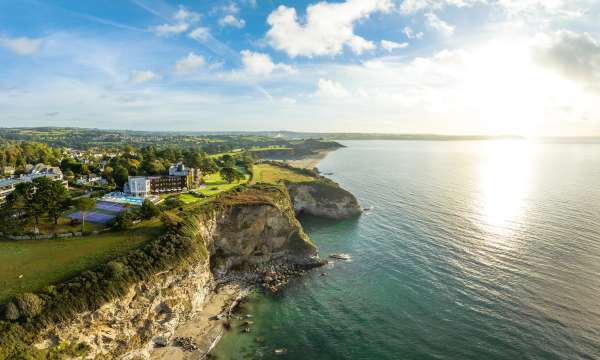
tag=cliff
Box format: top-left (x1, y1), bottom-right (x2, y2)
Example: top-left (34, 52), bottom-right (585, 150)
top-left (286, 180), bottom-right (362, 220)
top-left (0, 184), bottom-right (338, 359)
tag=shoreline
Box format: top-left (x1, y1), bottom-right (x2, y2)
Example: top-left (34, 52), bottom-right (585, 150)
top-left (283, 149), bottom-right (333, 169)
top-left (151, 283), bottom-right (250, 360)
top-left (150, 260), bottom-right (326, 359)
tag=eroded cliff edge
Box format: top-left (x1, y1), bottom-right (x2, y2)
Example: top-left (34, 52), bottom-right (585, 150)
top-left (0, 183), bottom-right (360, 359)
top-left (286, 180), bottom-right (362, 220)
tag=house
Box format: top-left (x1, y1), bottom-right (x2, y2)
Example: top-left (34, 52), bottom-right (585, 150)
top-left (75, 174), bottom-right (107, 186)
top-left (0, 164), bottom-right (67, 204)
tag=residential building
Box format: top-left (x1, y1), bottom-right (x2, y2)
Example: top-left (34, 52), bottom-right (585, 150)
top-left (0, 164), bottom-right (66, 204)
top-left (75, 175), bottom-right (107, 186)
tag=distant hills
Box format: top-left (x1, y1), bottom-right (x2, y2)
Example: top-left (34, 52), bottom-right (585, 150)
top-left (1, 127), bottom-right (599, 143)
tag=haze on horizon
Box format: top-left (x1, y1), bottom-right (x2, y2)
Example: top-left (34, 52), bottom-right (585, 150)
top-left (1, 0), bottom-right (599, 136)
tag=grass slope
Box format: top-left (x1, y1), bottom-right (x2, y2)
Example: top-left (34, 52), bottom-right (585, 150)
top-left (251, 163), bottom-right (316, 185)
top-left (197, 167), bottom-right (250, 196)
top-left (0, 221), bottom-right (162, 303)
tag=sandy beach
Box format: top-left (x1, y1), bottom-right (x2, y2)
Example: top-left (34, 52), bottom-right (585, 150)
top-left (284, 150), bottom-right (333, 169)
top-left (151, 284), bottom-right (248, 360)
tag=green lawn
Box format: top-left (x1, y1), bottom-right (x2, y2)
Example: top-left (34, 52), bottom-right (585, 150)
top-left (20, 216), bottom-right (105, 235)
top-left (251, 164), bottom-right (316, 185)
top-left (196, 169), bottom-right (250, 196)
top-left (0, 220), bottom-right (163, 303)
top-left (208, 146), bottom-right (291, 159)
top-left (163, 192), bottom-right (204, 204)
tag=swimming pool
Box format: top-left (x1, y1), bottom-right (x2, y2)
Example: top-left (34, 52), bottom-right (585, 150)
top-left (100, 192), bottom-right (158, 206)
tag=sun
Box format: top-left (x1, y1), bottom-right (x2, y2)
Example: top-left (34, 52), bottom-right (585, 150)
top-left (458, 39), bottom-right (582, 136)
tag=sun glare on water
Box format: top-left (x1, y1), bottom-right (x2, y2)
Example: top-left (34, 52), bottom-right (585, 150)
top-left (477, 140), bottom-right (534, 240)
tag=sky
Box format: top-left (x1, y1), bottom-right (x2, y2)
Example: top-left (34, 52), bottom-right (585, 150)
top-left (1, 0), bottom-right (600, 135)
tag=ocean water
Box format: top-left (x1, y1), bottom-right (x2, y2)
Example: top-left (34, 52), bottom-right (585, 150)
top-left (212, 140), bottom-right (600, 360)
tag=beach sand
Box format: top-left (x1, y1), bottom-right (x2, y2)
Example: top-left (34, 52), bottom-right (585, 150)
top-left (284, 150), bottom-right (333, 169)
top-left (151, 284), bottom-right (247, 360)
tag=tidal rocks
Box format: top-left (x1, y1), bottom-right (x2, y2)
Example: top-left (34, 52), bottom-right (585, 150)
top-left (258, 259), bottom-right (327, 293)
top-left (174, 336), bottom-right (199, 352)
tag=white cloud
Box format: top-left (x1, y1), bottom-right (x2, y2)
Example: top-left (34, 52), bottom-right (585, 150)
top-left (266, 0), bottom-right (392, 58)
top-left (381, 40), bottom-right (409, 52)
top-left (400, 0), bottom-right (485, 14)
top-left (240, 50), bottom-right (295, 76)
top-left (0, 36), bottom-right (43, 55)
top-left (497, 0), bottom-right (581, 15)
top-left (219, 15), bottom-right (246, 28)
top-left (175, 53), bottom-right (205, 74)
top-left (425, 12), bottom-right (455, 36)
top-left (315, 78), bottom-right (350, 98)
top-left (188, 27), bottom-right (211, 42)
top-left (403, 26), bottom-right (424, 40)
top-left (151, 23), bottom-right (189, 36)
top-left (533, 30), bottom-right (600, 88)
top-left (129, 70), bottom-right (159, 84)
top-left (281, 97), bottom-right (297, 104)
top-left (174, 6), bottom-right (201, 22)
top-left (151, 6), bottom-right (200, 37)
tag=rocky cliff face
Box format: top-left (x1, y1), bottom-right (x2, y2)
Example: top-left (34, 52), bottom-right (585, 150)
top-left (37, 261), bottom-right (213, 359)
top-left (33, 186), bottom-right (319, 359)
top-left (286, 181), bottom-right (362, 220)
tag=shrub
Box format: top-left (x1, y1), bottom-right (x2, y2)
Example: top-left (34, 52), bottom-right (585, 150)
top-left (163, 198), bottom-right (184, 210)
top-left (3, 302), bottom-right (20, 321)
top-left (140, 199), bottom-right (160, 219)
top-left (160, 212), bottom-right (183, 233)
top-left (15, 293), bottom-right (44, 319)
top-left (113, 211), bottom-right (134, 230)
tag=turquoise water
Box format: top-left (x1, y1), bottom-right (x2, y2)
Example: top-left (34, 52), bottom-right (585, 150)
top-left (212, 140), bottom-right (600, 360)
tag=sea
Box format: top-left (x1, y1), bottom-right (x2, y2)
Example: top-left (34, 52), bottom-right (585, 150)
top-left (212, 140), bottom-right (600, 360)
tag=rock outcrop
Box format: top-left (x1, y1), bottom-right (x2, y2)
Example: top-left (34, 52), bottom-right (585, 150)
top-left (286, 181), bottom-right (362, 220)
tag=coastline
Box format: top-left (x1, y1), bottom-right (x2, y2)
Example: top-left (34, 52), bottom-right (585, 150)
top-left (283, 149), bottom-right (333, 169)
top-left (151, 283), bottom-right (250, 360)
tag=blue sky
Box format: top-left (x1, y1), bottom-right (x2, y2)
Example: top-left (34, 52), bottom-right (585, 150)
top-left (1, 0), bottom-right (599, 135)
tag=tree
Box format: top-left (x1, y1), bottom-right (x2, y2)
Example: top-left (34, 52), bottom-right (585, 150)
top-left (221, 154), bottom-right (236, 168)
top-left (113, 210), bottom-right (134, 230)
top-left (74, 197), bottom-right (96, 233)
top-left (140, 199), bottom-right (160, 219)
top-left (34, 177), bottom-right (70, 225)
top-left (113, 166), bottom-right (129, 188)
top-left (141, 159), bottom-right (165, 175)
top-left (220, 167), bottom-right (245, 184)
top-left (198, 156), bottom-right (219, 175)
top-left (8, 182), bottom-right (44, 230)
top-left (102, 165), bottom-right (114, 183)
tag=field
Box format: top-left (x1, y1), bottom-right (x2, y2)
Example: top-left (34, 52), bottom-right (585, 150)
top-left (251, 163), bottom-right (316, 184)
top-left (0, 220), bottom-right (163, 303)
top-left (197, 168), bottom-right (250, 196)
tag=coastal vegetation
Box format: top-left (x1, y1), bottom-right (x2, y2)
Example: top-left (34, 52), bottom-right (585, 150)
top-left (251, 163), bottom-right (318, 184)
